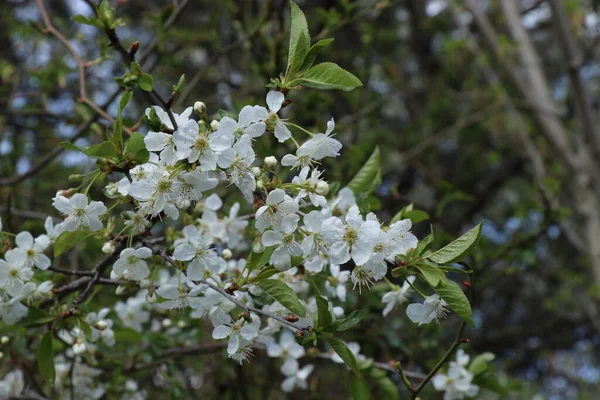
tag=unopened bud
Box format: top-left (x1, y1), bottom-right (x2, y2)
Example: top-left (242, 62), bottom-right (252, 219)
top-left (210, 119), bottom-right (219, 131)
top-left (102, 241), bottom-right (116, 255)
top-left (252, 241), bottom-right (265, 254)
top-left (315, 180), bottom-right (329, 196)
top-left (95, 320), bottom-right (107, 331)
top-left (72, 341), bottom-right (86, 355)
top-left (264, 156), bottom-right (278, 168)
top-left (129, 41), bottom-right (140, 57)
top-left (179, 199), bottom-right (191, 209)
top-left (194, 101), bottom-right (206, 114)
top-left (115, 285), bottom-right (127, 295)
top-left (251, 166), bottom-right (262, 178)
top-left (222, 249), bottom-right (233, 260)
top-left (0, 336), bottom-right (9, 344)
top-left (462, 281), bottom-right (471, 289)
top-left (284, 314), bottom-right (299, 322)
top-left (295, 329), bottom-right (303, 337)
top-left (139, 279), bottom-right (151, 289)
top-left (256, 179), bottom-right (265, 190)
top-left (177, 320), bottom-right (186, 329)
top-left (162, 318), bottom-right (172, 328)
top-left (56, 189), bottom-right (71, 197)
top-left (146, 291), bottom-right (158, 304)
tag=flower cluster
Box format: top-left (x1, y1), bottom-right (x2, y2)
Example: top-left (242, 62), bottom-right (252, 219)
top-left (0, 90), bottom-right (476, 398)
top-left (433, 349), bottom-right (480, 400)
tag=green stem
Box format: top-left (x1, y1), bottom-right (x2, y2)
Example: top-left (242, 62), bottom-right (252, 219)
top-left (411, 321), bottom-right (467, 399)
top-left (406, 278), bottom-right (427, 299)
top-left (286, 122), bottom-right (315, 137)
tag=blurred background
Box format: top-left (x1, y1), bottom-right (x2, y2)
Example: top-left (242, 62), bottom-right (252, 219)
top-left (2, 0), bottom-right (600, 398)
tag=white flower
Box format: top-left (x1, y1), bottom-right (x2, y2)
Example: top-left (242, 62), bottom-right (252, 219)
top-left (0, 369), bottom-right (24, 397)
top-left (173, 123), bottom-right (223, 169)
top-left (172, 169), bottom-right (219, 207)
top-left (42, 216), bottom-right (66, 242)
top-left (255, 189), bottom-right (299, 232)
top-left (325, 264), bottom-right (350, 301)
top-left (124, 210), bottom-right (150, 234)
top-left (52, 193), bottom-right (107, 232)
top-left (14, 232), bottom-right (51, 270)
top-left (262, 215), bottom-right (303, 271)
top-left (282, 119), bottom-right (341, 167)
top-left (173, 225), bottom-right (226, 280)
top-left (144, 131), bottom-right (179, 164)
top-left (0, 249), bottom-right (33, 296)
top-left (433, 350), bottom-right (479, 400)
top-left (280, 358), bottom-right (314, 392)
top-left (301, 211), bottom-right (328, 259)
top-left (321, 206), bottom-right (379, 265)
top-left (292, 167), bottom-right (327, 207)
top-left (115, 294), bottom-right (150, 332)
top-left (192, 287), bottom-right (236, 325)
top-left (156, 274), bottom-right (204, 310)
top-left (266, 330), bottom-right (305, 362)
top-left (85, 308), bottom-right (115, 346)
top-left (0, 292), bottom-right (29, 324)
top-left (129, 166), bottom-right (179, 218)
top-left (406, 294), bottom-right (449, 325)
top-left (382, 276), bottom-right (415, 316)
top-left (254, 91), bottom-right (292, 142)
top-left (212, 315), bottom-right (260, 355)
top-left (218, 135), bottom-right (257, 203)
top-left (112, 247), bottom-right (152, 281)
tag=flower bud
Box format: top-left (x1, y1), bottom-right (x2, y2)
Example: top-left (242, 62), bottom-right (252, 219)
top-left (252, 241), bottom-right (265, 254)
top-left (316, 180), bottom-right (329, 196)
top-left (162, 318), bottom-right (173, 328)
top-left (179, 199), bottom-right (191, 209)
top-left (256, 179), bottom-right (265, 190)
top-left (102, 241), bottom-right (116, 255)
top-left (146, 291), bottom-right (158, 304)
top-left (210, 119), bottom-right (220, 131)
top-left (72, 341), bottom-right (86, 355)
top-left (251, 166), bottom-right (262, 178)
top-left (139, 279), bottom-right (151, 289)
top-left (177, 320), bottom-right (186, 329)
top-left (194, 101), bottom-right (206, 114)
top-left (95, 320), bottom-right (107, 331)
top-left (264, 156), bottom-right (278, 168)
top-left (0, 336), bottom-right (9, 344)
top-left (115, 285), bottom-right (127, 295)
top-left (222, 249), bottom-right (233, 260)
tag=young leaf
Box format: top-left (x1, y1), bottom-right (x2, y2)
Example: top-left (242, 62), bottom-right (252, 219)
top-left (257, 279), bottom-right (305, 317)
top-left (350, 377), bottom-right (370, 400)
top-left (294, 62), bottom-right (362, 91)
top-left (414, 225), bottom-right (435, 257)
top-left (347, 147), bottom-right (380, 195)
top-left (54, 229), bottom-right (92, 257)
top-left (173, 74), bottom-right (185, 93)
top-left (60, 142), bottom-right (85, 153)
top-left (301, 38), bottom-right (334, 71)
top-left (391, 203), bottom-right (430, 225)
top-left (414, 263), bottom-right (446, 287)
top-left (119, 90), bottom-right (133, 113)
top-left (287, 1), bottom-right (311, 79)
top-left (428, 223), bottom-right (483, 264)
top-left (245, 247), bottom-right (275, 273)
top-left (138, 73), bottom-right (154, 91)
top-left (315, 295), bottom-right (333, 330)
top-left (326, 337), bottom-right (360, 375)
top-left (335, 310), bottom-right (366, 331)
top-left (37, 331), bottom-right (55, 383)
top-left (84, 141), bottom-right (118, 159)
top-left (469, 352), bottom-right (495, 375)
top-left (434, 280), bottom-right (474, 326)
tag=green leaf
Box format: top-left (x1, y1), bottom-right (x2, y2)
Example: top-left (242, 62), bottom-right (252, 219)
top-left (434, 280), bottom-right (473, 326)
top-left (114, 327), bottom-right (144, 344)
top-left (54, 229), bottom-right (92, 257)
top-left (414, 263), bottom-right (447, 287)
top-left (315, 295), bottom-right (332, 330)
top-left (124, 132), bottom-right (149, 164)
top-left (84, 141), bottom-right (118, 159)
top-left (375, 376), bottom-right (399, 400)
top-left (287, 1), bottom-right (311, 79)
top-left (138, 73), bottom-right (154, 91)
top-left (37, 331), bottom-right (55, 383)
top-left (257, 279), bottom-right (305, 317)
top-left (173, 74), bottom-right (185, 93)
top-left (294, 62), bottom-right (363, 91)
top-left (428, 223), bottom-right (483, 264)
top-left (119, 90), bottom-right (133, 113)
top-left (326, 337), bottom-right (360, 375)
top-left (335, 309), bottom-right (366, 331)
top-left (301, 38), bottom-right (334, 71)
top-left (347, 147), bottom-right (380, 195)
top-left (60, 142), bottom-right (85, 152)
top-left (19, 307), bottom-right (55, 328)
top-left (391, 203), bottom-right (430, 225)
top-left (469, 352), bottom-right (495, 375)
top-left (245, 247), bottom-right (274, 273)
top-left (71, 15), bottom-right (103, 28)
top-left (351, 377), bottom-right (370, 400)
top-left (414, 225), bottom-right (435, 257)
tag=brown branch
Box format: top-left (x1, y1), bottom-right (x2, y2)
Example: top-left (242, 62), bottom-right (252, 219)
top-left (126, 342), bottom-right (226, 371)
